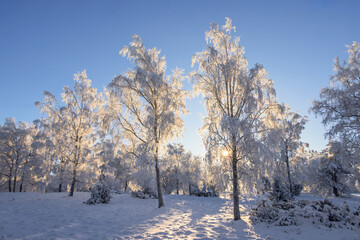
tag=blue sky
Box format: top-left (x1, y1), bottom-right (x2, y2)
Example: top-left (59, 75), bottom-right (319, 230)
top-left (1, 0), bottom-right (359, 155)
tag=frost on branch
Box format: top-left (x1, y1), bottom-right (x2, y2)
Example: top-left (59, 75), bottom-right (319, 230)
top-left (86, 174), bottom-right (112, 205)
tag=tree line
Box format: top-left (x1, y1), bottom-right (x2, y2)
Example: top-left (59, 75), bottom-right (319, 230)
top-left (1, 18), bottom-right (359, 221)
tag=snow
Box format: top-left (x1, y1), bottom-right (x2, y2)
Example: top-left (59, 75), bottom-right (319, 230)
top-left (1, 192), bottom-right (359, 240)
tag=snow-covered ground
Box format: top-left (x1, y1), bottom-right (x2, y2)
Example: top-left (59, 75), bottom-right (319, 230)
top-left (0, 192), bottom-right (359, 240)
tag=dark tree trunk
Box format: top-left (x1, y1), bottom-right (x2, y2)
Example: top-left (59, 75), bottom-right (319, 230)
top-left (8, 169), bottom-right (12, 192)
top-left (19, 176), bottom-right (24, 192)
top-left (176, 168), bottom-right (179, 195)
top-left (124, 180), bottom-right (128, 192)
top-left (8, 178), bottom-right (12, 192)
top-left (332, 173), bottom-right (340, 197)
top-left (13, 175), bottom-right (17, 192)
top-left (232, 141), bottom-right (241, 220)
top-left (69, 168), bottom-right (77, 197)
top-left (189, 184), bottom-right (191, 195)
top-left (59, 158), bottom-right (64, 193)
top-left (284, 144), bottom-right (293, 195)
top-left (13, 153), bottom-right (21, 193)
top-left (69, 139), bottom-right (80, 197)
top-left (333, 186), bottom-right (340, 197)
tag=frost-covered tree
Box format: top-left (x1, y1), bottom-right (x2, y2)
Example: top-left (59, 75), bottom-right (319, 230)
top-left (36, 113), bottom-right (72, 193)
top-left (290, 143), bottom-right (314, 189)
top-left (0, 118), bottom-right (36, 192)
top-left (108, 35), bottom-right (188, 208)
top-left (162, 143), bottom-right (201, 195)
top-left (94, 126), bottom-right (132, 192)
top-left (315, 142), bottom-right (351, 197)
top-left (165, 143), bottom-right (186, 195)
top-left (183, 155), bottom-right (202, 195)
top-left (312, 42), bottom-right (360, 176)
top-left (276, 106), bottom-right (307, 194)
top-left (192, 18), bottom-right (277, 220)
top-left (36, 70), bottom-right (104, 196)
top-left (202, 146), bottom-right (231, 194)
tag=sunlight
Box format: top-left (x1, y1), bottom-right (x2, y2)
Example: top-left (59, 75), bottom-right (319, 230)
top-left (222, 149), bottom-right (229, 157)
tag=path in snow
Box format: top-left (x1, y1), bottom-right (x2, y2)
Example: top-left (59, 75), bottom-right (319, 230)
top-left (115, 195), bottom-right (262, 239)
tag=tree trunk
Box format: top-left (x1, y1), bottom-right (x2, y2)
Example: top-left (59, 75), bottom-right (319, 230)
top-left (8, 178), bottom-right (12, 192)
top-left (13, 157), bottom-right (19, 192)
top-left (285, 144), bottom-right (293, 195)
top-left (69, 138), bottom-right (80, 197)
top-left (19, 175), bottom-right (24, 192)
top-left (333, 186), bottom-right (339, 197)
top-left (8, 169), bottom-right (12, 192)
top-left (232, 142), bottom-right (241, 220)
top-left (154, 111), bottom-right (164, 208)
top-left (59, 158), bottom-right (64, 192)
top-left (13, 174), bottom-right (17, 192)
top-left (176, 168), bottom-right (179, 195)
top-left (124, 180), bottom-right (128, 192)
top-left (189, 184), bottom-right (191, 195)
top-left (69, 167), bottom-right (77, 197)
top-left (333, 173), bottom-right (340, 197)
top-left (155, 142), bottom-right (164, 208)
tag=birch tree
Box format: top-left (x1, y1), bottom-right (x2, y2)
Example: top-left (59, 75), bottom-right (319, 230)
top-left (36, 70), bottom-right (104, 196)
top-left (166, 143), bottom-right (186, 195)
top-left (312, 42), bottom-right (360, 185)
top-left (0, 118), bottom-right (35, 192)
top-left (192, 18), bottom-right (277, 220)
top-left (162, 143), bottom-right (200, 195)
top-left (108, 35), bottom-right (188, 208)
top-left (312, 42), bottom-right (360, 141)
top-left (277, 106), bottom-right (307, 194)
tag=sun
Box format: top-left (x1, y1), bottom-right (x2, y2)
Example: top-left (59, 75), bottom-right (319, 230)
top-left (222, 150), bottom-right (229, 157)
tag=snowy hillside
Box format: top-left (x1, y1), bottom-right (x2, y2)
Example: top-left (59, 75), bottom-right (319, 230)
top-left (1, 192), bottom-right (359, 240)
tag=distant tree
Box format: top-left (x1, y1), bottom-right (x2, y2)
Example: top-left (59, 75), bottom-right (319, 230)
top-left (162, 143), bottom-right (201, 195)
top-left (36, 70), bottom-right (104, 196)
top-left (108, 35), bottom-right (188, 208)
top-left (313, 142), bottom-right (351, 197)
top-left (192, 18), bottom-right (277, 220)
top-left (166, 143), bottom-right (186, 195)
top-left (0, 118), bottom-right (35, 192)
top-left (276, 106), bottom-right (307, 195)
top-left (94, 127), bottom-right (132, 192)
top-left (312, 42), bottom-right (360, 177)
top-left (183, 155), bottom-right (202, 195)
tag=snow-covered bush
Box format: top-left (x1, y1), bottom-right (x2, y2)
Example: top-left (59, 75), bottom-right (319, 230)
top-left (191, 186), bottom-right (218, 197)
top-left (292, 183), bottom-right (303, 196)
top-left (131, 189), bottom-right (157, 199)
top-left (270, 177), bottom-right (292, 202)
top-left (250, 198), bottom-right (360, 229)
top-left (85, 175), bottom-right (112, 205)
top-left (249, 199), bottom-right (281, 224)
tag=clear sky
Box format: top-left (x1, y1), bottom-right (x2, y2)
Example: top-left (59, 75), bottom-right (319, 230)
top-left (1, 0), bottom-right (360, 156)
